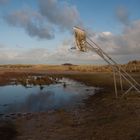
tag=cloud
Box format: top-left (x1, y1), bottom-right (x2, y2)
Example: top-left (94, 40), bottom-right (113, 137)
top-left (4, 9), bottom-right (54, 39)
top-left (1, 19), bottom-right (140, 64)
top-left (0, 47), bottom-right (50, 64)
top-left (17, 48), bottom-right (49, 62)
top-left (39, 39), bottom-right (101, 64)
top-left (1, 18), bottom-right (140, 64)
top-left (0, 44), bottom-right (5, 48)
top-left (0, 47), bottom-right (19, 63)
top-left (4, 0), bottom-right (81, 40)
top-left (58, 21), bottom-right (139, 64)
top-left (116, 6), bottom-right (130, 25)
top-left (93, 20), bottom-right (140, 55)
top-left (0, 0), bottom-right (9, 4)
top-left (0, 42), bottom-right (102, 64)
top-left (99, 7), bottom-right (139, 56)
top-left (38, 0), bottom-right (81, 31)
top-left (1, 2), bottom-right (140, 64)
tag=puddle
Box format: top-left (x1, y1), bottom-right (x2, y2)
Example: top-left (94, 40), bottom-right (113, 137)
top-left (0, 78), bottom-right (97, 114)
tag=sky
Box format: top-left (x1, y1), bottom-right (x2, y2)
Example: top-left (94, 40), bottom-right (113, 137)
top-left (0, 0), bottom-right (140, 64)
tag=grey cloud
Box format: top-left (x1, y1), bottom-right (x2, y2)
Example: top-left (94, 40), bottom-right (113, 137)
top-left (116, 6), bottom-right (130, 25)
top-left (4, 0), bottom-right (81, 39)
top-left (95, 20), bottom-right (140, 55)
top-left (4, 9), bottom-right (54, 39)
top-left (0, 0), bottom-right (9, 4)
top-left (38, 0), bottom-right (81, 31)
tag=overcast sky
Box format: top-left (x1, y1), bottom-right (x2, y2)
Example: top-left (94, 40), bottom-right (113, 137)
top-left (0, 0), bottom-right (140, 64)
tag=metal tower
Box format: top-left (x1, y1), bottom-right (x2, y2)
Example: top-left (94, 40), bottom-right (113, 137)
top-left (73, 26), bottom-right (140, 98)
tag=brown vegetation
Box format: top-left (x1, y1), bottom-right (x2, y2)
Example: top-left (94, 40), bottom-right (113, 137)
top-left (0, 60), bottom-right (140, 73)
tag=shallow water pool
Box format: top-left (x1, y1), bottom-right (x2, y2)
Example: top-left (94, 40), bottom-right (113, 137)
top-left (0, 78), bottom-right (97, 114)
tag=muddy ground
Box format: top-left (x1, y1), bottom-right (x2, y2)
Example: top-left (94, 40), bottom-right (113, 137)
top-left (0, 71), bottom-right (140, 140)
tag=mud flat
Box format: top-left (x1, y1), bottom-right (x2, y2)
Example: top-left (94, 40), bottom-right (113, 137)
top-left (0, 71), bottom-right (140, 140)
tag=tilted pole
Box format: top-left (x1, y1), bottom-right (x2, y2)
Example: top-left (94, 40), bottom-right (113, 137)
top-left (119, 67), bottom-right (123, 92)
top-left (73, 26), bottom-right (140, 97)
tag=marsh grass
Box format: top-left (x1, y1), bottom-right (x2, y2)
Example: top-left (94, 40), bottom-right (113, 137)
top-left (0, 61), bottom-right (140, 73)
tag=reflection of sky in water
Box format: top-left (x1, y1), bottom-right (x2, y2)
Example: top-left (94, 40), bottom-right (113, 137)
top-left (0, 78), bottom-right (96, 114)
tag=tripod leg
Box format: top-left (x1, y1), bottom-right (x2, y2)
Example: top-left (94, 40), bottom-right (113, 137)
top-left (113, 69), bottom-right (118, 98)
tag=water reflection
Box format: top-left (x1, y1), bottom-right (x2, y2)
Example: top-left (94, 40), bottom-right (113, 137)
top-left (8, 91), bottom-right (79, 113)
top-left (0, 78), bottom-right (97, 114)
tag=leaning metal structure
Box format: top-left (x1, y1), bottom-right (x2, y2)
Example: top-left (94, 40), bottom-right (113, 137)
top-left (73, 26), bottom-right (140, 98)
